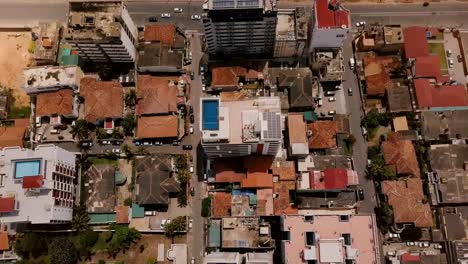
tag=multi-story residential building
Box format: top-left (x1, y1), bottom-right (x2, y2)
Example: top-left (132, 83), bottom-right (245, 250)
top-left (200, 96), bottom-right (282, 158)
top-left (309, 0), bottom-right (351, 51)
top-left (273, 7), bottom-right (308, 58)
top-left (0, 145), bottom-right (77, 231)
top-left (64, 1), bottom-right (138, 63)
top-left (202, 0), bottom-right (278, 55)
top-left (280, 214), bottom-right (381, 264)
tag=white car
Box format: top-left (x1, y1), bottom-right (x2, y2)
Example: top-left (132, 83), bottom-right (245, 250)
top-left (202, 84), bottom-right (206, 92)
top-left (112, 148), bottom-right (121, 154)
top-left (190, 125), bottom-right (194, 134)
top-left (189, 219), bottom-right (193, 229)
top-left (191, 257), bottom-right (195, 264)
top-left (35, 116), bottom-right (41, 127)
top-left (328, 97), bottom-right (336, 102)
top-left (160, 219), bottom-right (167, 229)
top-left (190, 166), bottom-right (194, 173)
top-left (388, 233), bottom-right (400, 238)
top-left (406, 241), bottom-right (416, 246)
top-left (161, 13), bottom-right (171, 18)
top-left (328, 110), bottom-right (336, 115)
top-left (448, 59), bottom-right (454, 68)
top-left (191, 15), bottom-right (201, 20)
top-left (174, 7), bottom-right (183, 13)
top-left (355, 21), bottom-right (366, 27)
top-left (101, 140), bottom-right (111, 145)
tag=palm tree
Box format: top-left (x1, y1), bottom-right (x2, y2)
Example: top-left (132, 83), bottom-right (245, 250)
top-left (72, 205), bottom-right (90, 232)
top-left (71, 120), bottom-right (90, 142)
top-left (122, 144), bottom-right (133, 159)
top-left (124, 89), bottom-right (137, 108)
top-left (95, 127), bottom-right (107, 140)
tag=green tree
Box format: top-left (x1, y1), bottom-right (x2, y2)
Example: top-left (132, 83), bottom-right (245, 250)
top-left (15, 233), bottom-right (48, 259)
top-left (98, 260), bottom-right (106, 264)
top-left (122, 144), bottom-right (133, 159)
top-left (174, 155), bottom-right (188, 170)
top-left (146, 257), bottom-right (158, 264)
top-left (164, 216), bottom-right (187, 237)
top-left (74, 229), bottom-right (98, 259)
top-left (72, 205), bottom-right (90, 232)
top-left (95, 127), bottom-right (108, 140)
top-left (379, 203), bottom-right (394, 226)
top-left (201, 196), bottom-right (212, 217)
top-left (121, 114), bottom-right (136, 136)
top-left (49, 237), bottom-right (78, 264)
top-left (178, 191), bottom-right (187, 208)
top-left (107, 226), bottom-right (141, 256)
top-left (135, 146), bottom-right (149, 156)
top-left (112, 127), bottom-right (124, 139)
top-left (124, 197), bottom-right (133, 206)
top-left (367, 145), bottom-right (381, 161)
top-left (177, 170), bottom-right (191, 184)
top-left (70, 119), bottom-right (90, 142)
top-left (124, 89), bottom-right (137, 108)
top-left (400, 225), bottom-right (422, 241)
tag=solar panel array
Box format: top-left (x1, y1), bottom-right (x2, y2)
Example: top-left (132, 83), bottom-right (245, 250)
top-left (212, 0), bottom-right (259, 9)
top-left (262, 112), bottom-right (281, 140)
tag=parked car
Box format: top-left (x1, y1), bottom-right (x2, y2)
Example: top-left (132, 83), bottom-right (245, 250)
top-left (434, 244), bottom-right (442, 249)
top-left (388, 233), bottom-right (400, 238)
top-left (190, 166), bottom-right (194, 173)
top-left (191, 257), bottom-right (195, 264)
top-left (406, 241), bottom-right (416, 246)
top-left (148, 16), bottom-right (158, 22)
top-left (143, 141), bottom-right (153, 146)
top-left (191, 15), bottom-right (201, 20)
top-left (183, 144), bottom-right (193, 150)
top-left (317, 99), bottom-right (323, 107)
top-left (173, 141), bottom-right (181, 146)
top-left (112, 148), bottom-right (121, 154)
top-left (349, 57), bottom-right (356, 70)
top-left (190, 187), bottom-right (195, 196)
top-left (161, 13), bottom-right (171, 18)
top-left (101, 140), bottom-right (111, 145)
top-left (190, 71), bottom-right (195, 80)
top-left (81, 141), bottom-right (93, 147)
top-left (35, 116), bottom-right (41, 127)
top-left (446, 50), bottom-right (452, 57)
top-left (203, 173), bottom-right (207, 181)
top-left (174, 7), bottom-right (183, 13)
top-left (448, 59), bottom-right (454, 68)
top-left (328, 97), bottom-right (336, 102)
top-left (328, 110), bottom-right (336, 115)
top-left (144, 211), bottom-right (156, 216)
top-left (112, 140), bottom-right (123, 145)
top-left (189, 219), bottom-right (193, 229)
top-left (160, 219), bottom-right (168, 228)
top-left (50, 129), bottom-right (60, 134)
top-left (325, 91), bottom-right (335, 96)
top-left (190, 114), bottom-right (195, 123)
top-left (348, 88), bottom-right (353, 96)
top-left (189, 106), bottom-right (193, 114)
top-left (199, 66), bottom-right (204, 74)
top-left (355, 21), bottom-right (366, 27)
top-left (202, 84), bottom-right (206, 92)
top-left (190, 125), bottom-right (194, 134)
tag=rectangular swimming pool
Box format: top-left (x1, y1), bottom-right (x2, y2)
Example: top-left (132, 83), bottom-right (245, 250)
top-left (202, 99), bottom-right (219, 130)
top-left (14, 160), bottom-right (41, 179)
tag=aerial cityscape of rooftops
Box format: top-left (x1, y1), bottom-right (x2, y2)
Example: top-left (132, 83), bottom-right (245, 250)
top-left (0, 0), bottom-right (467, 263)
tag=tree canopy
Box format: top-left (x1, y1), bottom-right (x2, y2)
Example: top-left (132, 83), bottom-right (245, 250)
top-left (400, 225), bottom-right (422, 241)
top-left (49, 237), bottom-right (78, 264)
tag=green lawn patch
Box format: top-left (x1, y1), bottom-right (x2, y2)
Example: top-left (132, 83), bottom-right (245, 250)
top-left (88, 157), bottom-right (118, 165)
top-left (428, 42), bottom-right (448, 71)
top-left (8, 105), bottom-right (31, 119)
top-left (92, 233), bottom-right (109, 252)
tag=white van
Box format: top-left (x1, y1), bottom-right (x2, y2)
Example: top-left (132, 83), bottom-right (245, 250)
top-left (349, 58), bottom-right (356, 70)
top-left (317, 99), bottom-right (323, 107)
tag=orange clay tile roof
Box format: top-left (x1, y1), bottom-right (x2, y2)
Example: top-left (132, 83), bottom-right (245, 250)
top-left (382, 178), bottom-right (432, 227)
top-left (0, 232), bottom-right (8, 251)
top-left (136, 75), bottom-right (178, 115)
top-left (0, 125), bottom-right (27, 149)
top-left (243, 155), bottom-right (274, 172)
top-left (308, 121), bottom-right (337, 149)
top-left (213, 192), bottom-right (232, 217)
top-left (274, 181), bottom-right (298, 215)
top-left (115, 205), bottom-right (130, 224)
top-left (288, 113), bottom-right (307, 144)
top-left (383, 132), bottom-right (420, 177)
top-left (211, 66), bottom-right (261, 87)
top-left (214, 158), bottom-right (247, 183)
top-left (80, 78), bottom-right (123, 123)
top-left (144, 24), bottom-right (176, 46)
top-left (36, 89), bottom-right (73, 116)
top-left (137, 115), bottom-right (178, 139)
top-left (362, 53), bottom-right (400, 95)
top-left (241, 172), bottom-right (273, 189)
top-left (271, 161), bottom-right (296, 181)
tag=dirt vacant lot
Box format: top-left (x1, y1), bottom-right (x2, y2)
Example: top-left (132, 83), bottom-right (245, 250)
top-left (0, 31), bottom-right (31, 107)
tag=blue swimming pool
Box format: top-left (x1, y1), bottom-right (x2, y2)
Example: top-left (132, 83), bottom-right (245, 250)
top-left (15, 160), bottom-right (41, 178)
top-left (202, 99), bottom-right (219, 130)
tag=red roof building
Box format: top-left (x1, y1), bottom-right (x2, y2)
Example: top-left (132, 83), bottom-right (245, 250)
top-left (316, 0), bottom-right (350, 28)
top-left (115, 205), bottom-right (130, 224)
top-left (144, 24), bottom-right (176, 47)
top-left (22, 175), bottom-right (44, 189)
top-left (241, 172), bottom-right (273, 189)
top-left (383, 133), bottom-right (420, 177)
top-left (414, 55), bottom-right (449, 82)
top-left (0, 232), bottom-right (8, 251)
top-left (323, 168), bottom-right (349, 189)
top-left (0, 197), bottom-right (15, 213)
top-left (401, 253), bottom-right (421, 263)
top-left (212, 192), bottom-right (232, 217)
top-left (403, 27), bottom-right (429, 58)
top-left (214, 158), bottom-right (247, 183)
top-left (414, 79), bottom-right (468, 108)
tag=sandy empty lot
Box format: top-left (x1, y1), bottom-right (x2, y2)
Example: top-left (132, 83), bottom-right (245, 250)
top-left (0, 31), bottom-right (31, 107)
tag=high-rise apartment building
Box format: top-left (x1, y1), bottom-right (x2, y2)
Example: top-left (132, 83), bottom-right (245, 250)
top-left (64, 1), bottom-right (138, 63)
top-left (0, 145), bottom-right (77, 230)
top-left (202, 0), bottom-right (278, 55)
top-left (273, 7), bottom-right (308, 58)
top-left (200, 97), bottom-right (282, 158)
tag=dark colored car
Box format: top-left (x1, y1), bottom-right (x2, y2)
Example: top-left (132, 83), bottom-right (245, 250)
top-left (190, 114), bottom-right (194, 123)
top-left (190, 71), bottom-right (195, 80)
top-left (81, 141), bottom-right (93, 147)
top-left (357, 189), bottom-right (365, 200)
top-left (190, 187), bottom-right (195, 196)
top-left (148, 16), bottom-right (158, 22)
top-left (189, 105), bottom-right (193, 114)
top-left (183, 144), bottom-right (193, 150)
top-left (112, 140), bottom-right (123, 145)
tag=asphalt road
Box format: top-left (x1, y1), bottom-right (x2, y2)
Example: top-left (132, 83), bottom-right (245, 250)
top-left (1, 1), bottom-right (468, 30)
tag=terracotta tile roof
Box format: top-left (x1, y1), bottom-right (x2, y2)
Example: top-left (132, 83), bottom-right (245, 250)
top-left (308, 121), bottom-right (337, 149)
top-left (22, 175), bottom-right (43, 189)
top-left (322, 168), bottom-right (348, 189)
top-left (115, 205), bottom-right (130, 224)
top-left (382, 178), bottom-right (432, 227)
top-left (136, 75), bottom-right (178, 115)
top-left (401, 253), bottom-right (421, 263)
top-left (80, 78), bottom-right (123, 123)
top-left (241, 172), bottom-right (273, 189)
top-left (273, 181), bottom-right (298, 215)
top-left (316, 0), bottom-right (350, 28)
top-left (36, 89), bottom-right (73, 116)
top-left (414, 79), bottom-right (468, 108)
top-left (144, 24), bottom-right (176, 47)
top-left (211, 66), bottom-right (261, 87)
top-left (288, 113), bottom-right (307, 144)
top-left (0, 125), bottom-right (26, 149)
top-left (14, 118), bottom-right (30, 127)
top-left (137, 115), bottom-right (178, 139)
top-left (383, 133), bottom-right (421, 177)
top-left (0, 232), bottom-right (8, 251)
top-left (403, 27), bottom-right (429, 58)
top-left (243, 156), bottom-right (273, 172)
top-left (213, 192), bottom-right (232, 217)
top-left (363, 53), bottom-right (400, 95)
top-left (214, 158), bottom-right (247, 183)
top-left (0, 197), bottom-right (15, 213)
top-left (271, 161), bottom-right (296, 181)
top-left (256, 188), bottom-right (273, 216)
top-left (414, 55), bottom-right (445, 82)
